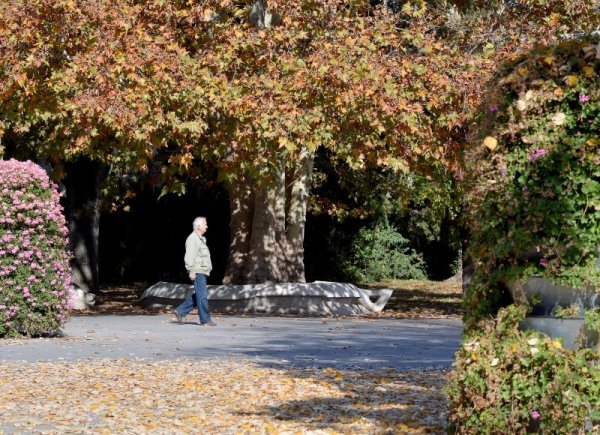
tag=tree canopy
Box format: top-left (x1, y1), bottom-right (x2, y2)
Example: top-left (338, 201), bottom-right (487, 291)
top-left (1, 0), bottom-right (599, 284)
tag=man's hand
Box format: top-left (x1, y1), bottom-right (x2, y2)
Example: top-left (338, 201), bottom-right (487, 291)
top-left (189, 272), bottom-right (196, 281)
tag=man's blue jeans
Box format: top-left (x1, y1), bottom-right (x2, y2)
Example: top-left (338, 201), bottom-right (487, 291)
top-left (176, 273), bottom-right (211, 324)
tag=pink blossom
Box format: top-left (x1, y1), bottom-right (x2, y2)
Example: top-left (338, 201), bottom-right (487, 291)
top-left (529, 148), bottom-right (547, 162)
top-left (579, 94), bottom-right (590, 103)
top-left (531, 410), bottom-right (541, 420)
top-left (539, 258), bottom-right (548, 266)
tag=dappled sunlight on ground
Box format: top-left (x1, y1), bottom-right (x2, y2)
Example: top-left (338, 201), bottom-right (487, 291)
top-left (1, 281), bottom-right (458, 432)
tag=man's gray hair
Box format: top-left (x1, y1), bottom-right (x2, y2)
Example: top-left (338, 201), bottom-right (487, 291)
top-left (193, 216), bottom-right (206, 230)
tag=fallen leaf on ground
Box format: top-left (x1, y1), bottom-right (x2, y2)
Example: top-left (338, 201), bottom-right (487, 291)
top-left (0, 360), bottom-right (450, 433)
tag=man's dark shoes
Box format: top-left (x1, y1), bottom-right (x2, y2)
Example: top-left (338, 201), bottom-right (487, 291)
top-left (172, 310), bottom-right (184, 324)
top-left (200, 320), bottom-right (217, 326)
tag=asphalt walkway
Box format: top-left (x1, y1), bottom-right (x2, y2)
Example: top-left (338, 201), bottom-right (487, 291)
top-left (1, 314), bottom-right (462, 370)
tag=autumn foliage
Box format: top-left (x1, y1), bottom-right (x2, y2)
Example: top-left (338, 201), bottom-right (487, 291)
top-left (0, 0), bottom-right (598, 283)
top-left (0, 0), bottom-right (208, 177)
top-left (2, 0), bottom-right (594, 178)
top-left (0, 0), bottom-right (469, 283)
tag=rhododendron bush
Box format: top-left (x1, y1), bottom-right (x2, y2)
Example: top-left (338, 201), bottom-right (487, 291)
top-left (0, 159), bottom-right (72, 337)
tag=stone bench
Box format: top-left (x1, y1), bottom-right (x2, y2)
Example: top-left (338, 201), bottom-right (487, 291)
top-left (140, 281), bottom-right (393, 316)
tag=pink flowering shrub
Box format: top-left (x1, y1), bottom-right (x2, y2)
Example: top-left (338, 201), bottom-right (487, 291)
top-left (0, 159), bottom-right (72, 337)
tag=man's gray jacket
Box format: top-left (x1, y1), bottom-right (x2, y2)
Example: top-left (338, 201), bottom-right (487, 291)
top-left (184, 232), bottom-right (212, 276)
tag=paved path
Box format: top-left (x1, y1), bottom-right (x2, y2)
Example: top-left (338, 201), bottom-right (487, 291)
top-left (1, 314), bottom-right (462, 370)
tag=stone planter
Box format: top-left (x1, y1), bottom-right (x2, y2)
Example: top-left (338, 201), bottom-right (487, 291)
top-left (507, 277), bottom-right (598, 317)
top-left (507, 277), bottom-right (599, 349)
top-left (519, 317), bottom-right (598, 349)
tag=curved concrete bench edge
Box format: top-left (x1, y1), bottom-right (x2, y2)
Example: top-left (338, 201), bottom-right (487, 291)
top-left (140, 281), bottom-right (393, 315)
top-left (357, 288), bottom-right (394, 312)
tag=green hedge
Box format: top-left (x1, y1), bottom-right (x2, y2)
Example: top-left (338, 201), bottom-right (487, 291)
top-left (464, 40), bottom-right (600, 324)
top-left (451, 40), bottom-right (600, 432)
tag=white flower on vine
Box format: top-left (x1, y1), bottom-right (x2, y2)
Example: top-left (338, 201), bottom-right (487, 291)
top-left (552, 112), bottom-right (566, 126)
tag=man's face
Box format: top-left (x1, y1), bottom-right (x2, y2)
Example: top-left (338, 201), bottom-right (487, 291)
top-left (197, 219), bottom-right (208, 234)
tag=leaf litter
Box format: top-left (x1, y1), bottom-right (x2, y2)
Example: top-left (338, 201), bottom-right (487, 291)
top-left (0, 359), bottom-right (449, 433)
top-left (0, 280), bottom-right (456, 432)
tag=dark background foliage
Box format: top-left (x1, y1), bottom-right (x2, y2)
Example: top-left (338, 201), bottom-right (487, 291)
top-left (97, 182), bottom-right (459, 286)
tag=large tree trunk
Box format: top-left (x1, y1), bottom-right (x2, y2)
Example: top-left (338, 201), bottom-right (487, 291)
top-left (243, 169), bottom-right (286, 283)
top-left (223, 153), bottom-right (314, 284)
top-left (63, 158), bottom-right (106, 294)
top-left (223, 0), bottom-right (305, 284)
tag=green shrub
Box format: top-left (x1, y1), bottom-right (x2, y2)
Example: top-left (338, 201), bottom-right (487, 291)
top-left (451, 39), bottom-right (600, 433)
top-left (0, 159), bottom-right (72, 337)
top-left (447, 305), bottom-right (600, 433)
top-left (340, 221), bottom-right (427, 283)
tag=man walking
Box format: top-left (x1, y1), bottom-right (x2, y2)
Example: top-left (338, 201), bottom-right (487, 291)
top-left (173, 216), bottom-right (216, 326)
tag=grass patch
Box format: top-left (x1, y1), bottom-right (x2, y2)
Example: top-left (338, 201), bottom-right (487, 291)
top-left (366, 279), bottom-right (463, 319)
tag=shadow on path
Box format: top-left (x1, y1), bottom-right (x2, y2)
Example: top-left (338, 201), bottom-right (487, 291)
top-left (1, 315), bottom-right (462, 371)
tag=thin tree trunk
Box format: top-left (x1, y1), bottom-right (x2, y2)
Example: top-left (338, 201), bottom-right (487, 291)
top-left (63, 158), bottom-right (105, 294)
top-left (285, 153), bottom-right (313, 283)
top-left (223, 177), bottom-right (254, 284)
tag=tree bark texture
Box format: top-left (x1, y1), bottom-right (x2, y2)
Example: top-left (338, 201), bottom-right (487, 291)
top-left (222, 177), bottom-right (254, 284)
top-left (222, 153), bottom-right (314, 284)
top-left (285, 153), bottom-right (313, 282)
top-left (63, 158), bottom-right (106, 294)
